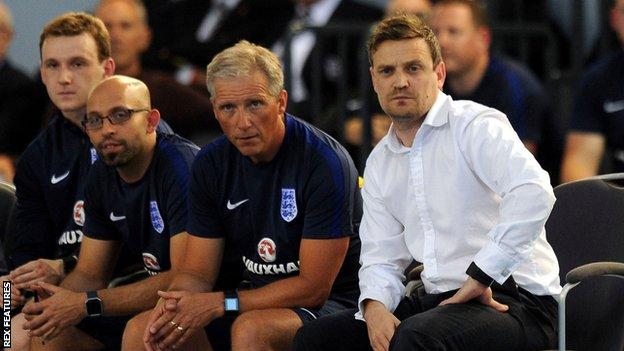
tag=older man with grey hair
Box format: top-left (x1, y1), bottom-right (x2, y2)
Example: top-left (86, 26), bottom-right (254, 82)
top-left (127, 40), bottom-right (363, 351)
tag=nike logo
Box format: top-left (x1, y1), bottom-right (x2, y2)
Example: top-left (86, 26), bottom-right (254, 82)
top-left (51, 170), bottom-right (70, 184)
top-left (109, 212), bottom-right (126, 221)
top-left (226, 199), bottom-right (249, 210)
top-left (604, 100), bottom-right (624, 113)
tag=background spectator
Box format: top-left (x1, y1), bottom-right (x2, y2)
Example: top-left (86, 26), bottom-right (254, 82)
top-left (0, 1), bottom-right (45, 183)
top-left (95, 0), bottom-right (218, 145)
top-left (560, 0), bottom-right (624, 183)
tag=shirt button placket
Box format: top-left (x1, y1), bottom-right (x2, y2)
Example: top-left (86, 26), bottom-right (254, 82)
top-left (410, 140), bottom-right (438, 281)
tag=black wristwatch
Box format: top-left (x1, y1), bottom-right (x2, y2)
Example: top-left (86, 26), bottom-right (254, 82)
top-left (85, 290), bottom-right (103, 317)
top-left (62, 255), bottom-right (78, 275)
top-left (223, 290), bottom-right (239, 316)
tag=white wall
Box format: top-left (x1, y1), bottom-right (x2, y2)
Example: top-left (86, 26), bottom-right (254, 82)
top-left (4, 0), bottom-right (98, 77)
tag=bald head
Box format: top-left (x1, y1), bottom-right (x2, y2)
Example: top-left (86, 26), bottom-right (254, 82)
top-left (89, 75), bottom-right (151, 109)
top-left (86, 75), bottom-right (160, 173)
top-left (0, 1), bottom-right (13, 59)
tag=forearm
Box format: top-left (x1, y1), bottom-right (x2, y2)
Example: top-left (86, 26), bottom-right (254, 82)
top-left (560, 154), bottom-right (597, 183)
top-left (168, 270), bottom-right (214, 293)
top-left (357, 264), bottom-right (406, 315)
top-left (238, 275), bottom-right (327, 312)
top-left (98, 270), bottom-right (174, 316)
top-left (60, 267), bottom-right (108, 292)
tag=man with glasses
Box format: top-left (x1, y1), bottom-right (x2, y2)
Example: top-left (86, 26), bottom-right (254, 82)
top-left (21, 75), bottom-right (197, 351)
top-left (4, 12), bottom-right (173, 350)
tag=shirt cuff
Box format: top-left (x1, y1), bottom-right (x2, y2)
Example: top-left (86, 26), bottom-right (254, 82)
top-left (466, 262), bottom-right (494, 287)
top-left (357, 289), bottom-right (395, 322)
top-left (473, 241), bottom-right (521, 284)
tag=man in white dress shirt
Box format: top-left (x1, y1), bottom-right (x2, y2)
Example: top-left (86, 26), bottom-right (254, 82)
top-left (294, 13), bottom-right (561, 351)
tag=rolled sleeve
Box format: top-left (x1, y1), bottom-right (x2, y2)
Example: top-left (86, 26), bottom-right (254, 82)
top-left (462, 112), bottom-right (556, 284)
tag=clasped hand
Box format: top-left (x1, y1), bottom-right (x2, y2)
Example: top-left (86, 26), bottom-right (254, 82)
top-left (21, 282), bottom-right (86, 342)
top-left (143, 291), bottom-right (225, 351)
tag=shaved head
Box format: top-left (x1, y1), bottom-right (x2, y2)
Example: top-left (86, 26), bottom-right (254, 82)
top-left (86, 75), bottom-right (159, 173)
top-left (88, 74), bottom-right (151, 109)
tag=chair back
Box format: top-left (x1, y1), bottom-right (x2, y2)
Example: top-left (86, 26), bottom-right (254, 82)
top-left (545, 174), bottom-right (624, 350)
top-left (0, 181), bottom-right (16, 275)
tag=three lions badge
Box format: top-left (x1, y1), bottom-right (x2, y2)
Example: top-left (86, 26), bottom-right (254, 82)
top-left (280, 188), bottom-right (297, 222)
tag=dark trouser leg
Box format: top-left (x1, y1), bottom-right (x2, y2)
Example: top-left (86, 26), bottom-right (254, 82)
top-left (389, 289), bottom-right (557, 351)
top-left (293, 308), bottom-right (372, 351)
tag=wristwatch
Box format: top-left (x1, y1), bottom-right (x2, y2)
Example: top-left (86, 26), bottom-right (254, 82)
top-left (85, 290), bottom-right (103, 317)
top-left (223, 290), bottom-right (239, 316)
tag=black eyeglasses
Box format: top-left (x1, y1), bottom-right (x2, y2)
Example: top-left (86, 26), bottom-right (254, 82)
top-left (83, 108), bottom-right (149, 131)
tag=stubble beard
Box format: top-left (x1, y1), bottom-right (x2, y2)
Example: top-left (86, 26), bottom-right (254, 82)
top-left (98, 140), bottom-right (137, 167)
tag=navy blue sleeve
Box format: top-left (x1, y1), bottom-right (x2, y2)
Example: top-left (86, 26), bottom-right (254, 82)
top-left (302, 143), bottom-right (357, 239)
top-left (8, 150), bottom-right (56, 268)
top-left (187, 151), bottom-right (223, 238)
top-left (518, 82), bottom-right (548, 144)
top-left (83, 166), bottom-right (120, 241)
top-left (570, 69), bottom-right (605, 133)
top-left (161, 142), bottom-right (196, 237)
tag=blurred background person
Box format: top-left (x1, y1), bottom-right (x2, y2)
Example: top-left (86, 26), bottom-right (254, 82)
top-left (142, 0), bottom-right (294, 92)
top-left (95, 0), bottom-right (218, 145)
top-left (273, 0), bottom-right (382, 124)
top-left (429, 0), bottom-right (549, 156)
top-left (0, 1), bottom-right (45, 184)
top-left (385, 0), bottom-right (431, 19)
top-left (560, 0), bottom-right (624, 183)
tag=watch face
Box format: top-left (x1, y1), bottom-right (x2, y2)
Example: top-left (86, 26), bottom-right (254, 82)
top-left (86, 297), bottom-right (103, 316)
top-left (224, 298), bottom-right (239, 312)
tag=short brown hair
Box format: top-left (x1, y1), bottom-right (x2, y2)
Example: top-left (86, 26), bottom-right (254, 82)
top-left (368, 13), bottom-right (442, 67)
top-left (39, 12), bottom-right (111, 61)
top-left (432, 0), bottom-right (488, 27)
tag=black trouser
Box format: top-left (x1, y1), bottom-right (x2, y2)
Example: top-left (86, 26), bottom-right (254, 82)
top-left (294, 284), bottom-right (557, 351)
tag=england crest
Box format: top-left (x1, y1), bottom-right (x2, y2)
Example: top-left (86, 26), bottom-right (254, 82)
top-left (90, 147), bottom-right (98, 164)
top-left (150, 201), bottom-right (164, 234)
top-left (280, 188), bottom-right (297, 222)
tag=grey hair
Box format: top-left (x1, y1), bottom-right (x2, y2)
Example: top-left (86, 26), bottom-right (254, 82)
top-left (206, 40), bottom-right (284, 98)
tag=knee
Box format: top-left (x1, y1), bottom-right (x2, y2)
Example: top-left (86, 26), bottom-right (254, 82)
top-left (122, 313), bottom-right (148, 351)
top-left (390, 322), bottom-right (443, 351)
top-left (293, 324), bottom-right (316, 351)
top-left (230, 311), bottom-right (265, 347)
top-left (9, 314), bottom-right (31, 351)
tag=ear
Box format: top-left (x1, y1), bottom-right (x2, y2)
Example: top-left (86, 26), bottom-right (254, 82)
top-left (103, 57), bottom-right (115, 77)
top-left (610, 6), bottom-right (621, 32)
top-left (369, 66), bottom-right (379, 94)
top-left (146, 109), bottom-right (161, 133)
top-left (477, 26), bottom-right (491, 51)
top-left (139, 26), bottom-right (152, 52)
top-left (277, 89), bottom-right (288, 115)
top-left (210, 97), bottom-right (220, 121)
top-left (435, 61), bottom-right (446, 90)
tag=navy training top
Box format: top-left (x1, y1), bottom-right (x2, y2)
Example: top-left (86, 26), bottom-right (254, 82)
top-left (188, 114), bottom-right (362, 302)
top-left (570, 51), bottom-right (624, 172)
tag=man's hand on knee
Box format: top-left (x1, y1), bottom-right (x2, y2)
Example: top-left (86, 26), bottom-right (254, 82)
top-left (363, 300), bottom-right (400, 351)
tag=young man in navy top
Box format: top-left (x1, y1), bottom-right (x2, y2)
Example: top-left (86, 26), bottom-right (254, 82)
top-left (132, 40), bottom-right (362, 351)
top-left (21, 76), bottom-right (197, 351)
